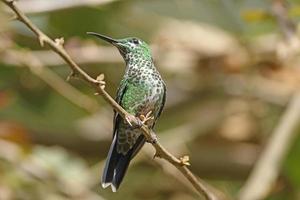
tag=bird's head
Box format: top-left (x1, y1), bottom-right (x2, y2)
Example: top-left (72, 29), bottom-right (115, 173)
top-left (87, 32), bottom-right (152, 62)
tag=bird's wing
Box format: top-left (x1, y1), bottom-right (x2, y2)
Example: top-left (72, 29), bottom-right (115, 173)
top-left (156, 82), bottom-right (166, 119)
top-left (112, 79), bottom-right (128, 136)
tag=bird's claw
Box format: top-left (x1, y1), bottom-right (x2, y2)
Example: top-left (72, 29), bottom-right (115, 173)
top-left (139, 111), bottom-right (154, 125)
top-left (125, 111), bottom-right (154, 128)
top-left (125, 114), bottom-right (142, 128)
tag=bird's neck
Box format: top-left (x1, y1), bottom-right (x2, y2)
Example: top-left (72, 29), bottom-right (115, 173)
top-left (124, 56), bottom-right (154, 77)
top-left (124, 48), bottom-right (152, 62)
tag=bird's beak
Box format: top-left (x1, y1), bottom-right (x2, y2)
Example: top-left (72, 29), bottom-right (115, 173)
top-left (87, 32), bottom-right (118, 44)
top-left (87, 32), bottom-right (127, 55)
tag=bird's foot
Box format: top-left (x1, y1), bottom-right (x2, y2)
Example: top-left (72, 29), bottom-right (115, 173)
top-left (139, 111), bottom-right (154, 125)
top-left (125, 114), bottom-right (142, 128)
top-left (125, 111), bottom-right (154, 128)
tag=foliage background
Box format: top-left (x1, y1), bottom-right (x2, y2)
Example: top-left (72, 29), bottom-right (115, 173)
top-left (1, 0), bottom-right (300, 199)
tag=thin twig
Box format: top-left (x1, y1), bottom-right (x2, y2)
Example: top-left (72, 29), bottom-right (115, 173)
top-left (238, 92), bottom-right (300, 200)
top-left (1, 0), bottom-right (225, 199)
top-left (5, 48), bottom-right (100, 113)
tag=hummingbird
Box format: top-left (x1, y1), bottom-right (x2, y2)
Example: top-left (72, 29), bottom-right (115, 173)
top-left (87, 32), bottom-right (166, 192)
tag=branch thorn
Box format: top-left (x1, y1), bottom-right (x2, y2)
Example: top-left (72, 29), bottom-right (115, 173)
top-left (9, 14), bottom-right (18, 21)
top-left (38, 35), bottom-right (47, 47)
top-left (66, 71), bottom-right (76, 81)
top-left (153, 152), bottom-right (161, 159)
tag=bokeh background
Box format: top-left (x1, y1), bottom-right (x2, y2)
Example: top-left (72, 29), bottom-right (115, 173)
top-left (1, 0), bottom-right (300, 199)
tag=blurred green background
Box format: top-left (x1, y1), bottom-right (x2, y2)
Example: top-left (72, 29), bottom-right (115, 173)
top-left (1, 0), bottom-right (300, 199)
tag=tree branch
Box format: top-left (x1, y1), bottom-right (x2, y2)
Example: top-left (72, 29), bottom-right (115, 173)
top-left (4, 48), bottom-right (100, 113)
top-left (238, 92), bottom-right (300, 200)
top-left (2, 0), bottom-right (225, 199)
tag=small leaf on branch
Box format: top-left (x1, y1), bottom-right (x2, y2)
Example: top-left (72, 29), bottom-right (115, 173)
top-left (180, 155), bottom-right (191, 166)
top-left (96, 74), bottom-right (106, 89)
top-left (55, 37), bottom-right (64, 47)
top-left (96, 73), bottom-right (105, 81)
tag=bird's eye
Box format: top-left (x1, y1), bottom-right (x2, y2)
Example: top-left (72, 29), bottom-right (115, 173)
top-left (132, 38), bottom-right (139, 45)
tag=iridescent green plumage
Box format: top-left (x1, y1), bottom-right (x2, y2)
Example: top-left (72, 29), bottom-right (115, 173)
top-left (87, 32), bottom-right (166, 192)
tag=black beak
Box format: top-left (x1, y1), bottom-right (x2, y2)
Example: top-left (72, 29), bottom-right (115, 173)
top-left (87, 32), bottom-right (118, 44)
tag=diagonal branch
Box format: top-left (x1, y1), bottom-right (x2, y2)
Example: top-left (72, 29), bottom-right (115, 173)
top-left (4, 48), bottom-right (100, 113)
top-left (238, 92), bottom-right (300, 200)
top-left (2, 0), bottom-right (226, 199)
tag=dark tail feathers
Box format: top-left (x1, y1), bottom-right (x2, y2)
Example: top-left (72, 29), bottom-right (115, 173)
top-left (101, 134), bottom-right (145, 192)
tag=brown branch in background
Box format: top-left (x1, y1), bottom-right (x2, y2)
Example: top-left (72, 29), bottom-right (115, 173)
top-left (238, 2), bottom-right (300, 199)
top-left (3, 48), bottom-right (100, 113)
top-left (1, 0), bottom-right (226, 199)
top-left (238, 92), bottom-right (300, 200)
